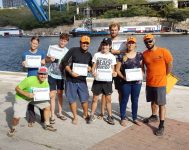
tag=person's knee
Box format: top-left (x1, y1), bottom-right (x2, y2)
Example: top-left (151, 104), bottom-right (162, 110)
top-left (44, 106), bottom-right (50, 112)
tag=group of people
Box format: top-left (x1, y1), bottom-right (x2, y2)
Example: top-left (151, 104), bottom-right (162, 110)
top-left (7, 22), bottom-right (173, 137)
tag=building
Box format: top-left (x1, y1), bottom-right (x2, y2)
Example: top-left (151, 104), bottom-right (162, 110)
top-left (2, 0), bottom-right (25, 8)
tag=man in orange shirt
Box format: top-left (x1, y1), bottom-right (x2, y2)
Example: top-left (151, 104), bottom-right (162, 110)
top-left (142, 34), bottom-right (173, 136)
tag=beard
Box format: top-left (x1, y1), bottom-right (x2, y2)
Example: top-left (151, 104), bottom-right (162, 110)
top-left (146, 44), bottom-right (155, 50)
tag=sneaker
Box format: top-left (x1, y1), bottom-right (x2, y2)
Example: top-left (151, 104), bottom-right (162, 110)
top-left (155, 126), bottom-right (164, 136)
top-left (106, 116), bottom-right (115, 125)
top-left (50, 118), bottom-right (55, 124)
top-left (143, 115), bottom-right (158, 124)
top-left (44, 124), bottom-right (57, 132)
top-left (87, 115), bottom-right (96, 124)
top-left (7, 128), bottom-right (16, 137)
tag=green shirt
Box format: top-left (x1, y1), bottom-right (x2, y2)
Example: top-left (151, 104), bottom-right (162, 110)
top-left (15, 76), bottom-right (49, 101)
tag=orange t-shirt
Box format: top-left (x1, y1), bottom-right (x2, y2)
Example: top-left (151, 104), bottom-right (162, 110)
top-left (143, 47), bottom-right (173, 87)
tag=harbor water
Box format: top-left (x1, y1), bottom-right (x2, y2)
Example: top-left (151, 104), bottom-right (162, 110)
top-left (0, 35), bottom-right (188, 86)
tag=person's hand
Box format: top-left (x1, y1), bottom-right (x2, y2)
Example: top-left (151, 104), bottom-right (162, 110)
top-left (111, 49), bottom-right (120, 55)
top-left (92, 71), bottom-right (97, 77)
top-left (88, 66), bottom-right (92, 72)
top-left (112, 71), bottom-right (117, 77)
top-left (71, 72), bottom-right (79, 78)
top-left (27, 93), bottom-right (34, 99)
top-left (41, 59), bottom-right (46, 65)
top-left (22, 61), bottom-right (26, 67)
top-left (50, 56), bottom-right (56, 62)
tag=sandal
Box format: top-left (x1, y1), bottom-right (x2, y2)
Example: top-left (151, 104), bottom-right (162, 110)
top-left (57, 114), bottom-right (67, 120)
top-left (50, 118), bottom-right (55, 124)
top-left (97, 114), bottom-right (104, 120)
top-left (28, 122), bottom-right (34, 127)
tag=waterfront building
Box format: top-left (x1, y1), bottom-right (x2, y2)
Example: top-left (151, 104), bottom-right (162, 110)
top-left (2, 0), bottom-right (25, 8)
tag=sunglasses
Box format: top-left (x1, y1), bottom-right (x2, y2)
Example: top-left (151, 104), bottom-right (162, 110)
top-left (81, 42), bottom-right (90, 45)
top-left (144, 40), bottom-right (153, 44)
top-left (38, 73), bottom-right (47, 75)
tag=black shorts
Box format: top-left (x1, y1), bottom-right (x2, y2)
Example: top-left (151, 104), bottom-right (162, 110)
top-left (48, 75), bottom-right (64, 91)
top-left (91, 80), bottom-right (113, 96)
top-left (146, 86), bottom-right (166, 105)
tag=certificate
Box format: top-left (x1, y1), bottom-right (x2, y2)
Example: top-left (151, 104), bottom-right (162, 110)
top-left (95, 69), bottom-right (112, 82)
top-left (25, 55), bottom-right (41, 68)
top-left (125, 68), bottom-right (143, 81)
top-left (47, 45), bottom-right (63, 59)
top-left (112, 40), bottom-right (126, 51)
top-left (33, 88), bottom-right (50, 101)
top-left (72, 63), bottom-right (88, 76)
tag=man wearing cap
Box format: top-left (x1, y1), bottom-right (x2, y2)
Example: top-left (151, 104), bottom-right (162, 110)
top-left (142, 34), bottom-right (173, 136)
top-left (88, 38), bottom-right (117, 125)
top-left (60, 35), bottom-right (92, 125)
top-left (7, 66), bottom-right (56, 137)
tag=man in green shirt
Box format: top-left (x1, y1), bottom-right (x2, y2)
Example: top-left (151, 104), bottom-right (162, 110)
top-left (8, 66), bottom-right (56, 137)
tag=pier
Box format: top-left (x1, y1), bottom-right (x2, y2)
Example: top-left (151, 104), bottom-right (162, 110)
top-left (0, 71), bottom-right (189, 150)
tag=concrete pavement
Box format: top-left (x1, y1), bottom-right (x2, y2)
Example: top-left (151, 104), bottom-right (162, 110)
top-left (0, 71), bottom-right (189, 150)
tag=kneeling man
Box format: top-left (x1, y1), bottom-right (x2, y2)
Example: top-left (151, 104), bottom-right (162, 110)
top-left (8, 66), bottom-right (56, 137)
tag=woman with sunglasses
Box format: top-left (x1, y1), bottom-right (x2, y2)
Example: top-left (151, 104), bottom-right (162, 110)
top-left (116, 36), bottom-right (143, 127)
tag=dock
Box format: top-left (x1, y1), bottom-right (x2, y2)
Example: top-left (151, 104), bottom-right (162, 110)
top-left (0, 71), bottom-right (189, 150)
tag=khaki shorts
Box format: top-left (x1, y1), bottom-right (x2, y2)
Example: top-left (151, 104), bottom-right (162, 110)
top-left (13, 100), bottom-right (50, 118)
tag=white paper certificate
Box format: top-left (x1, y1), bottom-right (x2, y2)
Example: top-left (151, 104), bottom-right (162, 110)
top-left (72, 63), bottom-right (88, 76)
top-left (95, 69), bottom-right (112, 82)
top-left (25, 55), bottom-right (41, 68)
top-left (47, 45), bottom-right (63, 59)
top-left (33, 88), bottom-right (50, 101)
top-left (125, 68), bottom-right (143, 81)
top-left (112, 40), bottom-right (126, 51)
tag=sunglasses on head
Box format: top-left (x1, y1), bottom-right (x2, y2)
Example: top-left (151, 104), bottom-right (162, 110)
top-left (144, 40), bottom-right (153, 44)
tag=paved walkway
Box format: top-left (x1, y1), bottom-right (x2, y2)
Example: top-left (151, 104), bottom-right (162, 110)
top-left (0, 71), bottom-right (189, 150)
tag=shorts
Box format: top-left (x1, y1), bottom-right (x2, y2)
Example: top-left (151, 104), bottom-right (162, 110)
top-left (48, 75), bottom-right (64, 91)
top-left (91, 80), bottom-right (113, 95)
top-left (65, 81), bottom-right (89, 103)
top-left (113, 77), bottom-right (122, 90)
top-left (146, 86), bottom-right (166, 105)
top-left (13, 100), bottom-right (50, 118)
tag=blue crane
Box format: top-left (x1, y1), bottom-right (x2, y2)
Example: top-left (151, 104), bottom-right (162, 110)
top-left (24, 0), bottom-right (48, 22)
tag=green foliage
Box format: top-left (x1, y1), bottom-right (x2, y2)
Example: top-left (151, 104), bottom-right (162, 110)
top-left (0, 7), bottom-right (74, 30)
top-left (168, 9), bottom-right (189, 22)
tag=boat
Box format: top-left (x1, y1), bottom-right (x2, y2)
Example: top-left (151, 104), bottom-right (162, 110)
top-left (69, 27), bottom-right (109, 37)
top-left (0, 27), bottom-right (24, 37)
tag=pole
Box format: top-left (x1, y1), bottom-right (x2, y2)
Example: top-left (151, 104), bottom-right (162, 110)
top-left (48, 0), bottom-right (51, 21)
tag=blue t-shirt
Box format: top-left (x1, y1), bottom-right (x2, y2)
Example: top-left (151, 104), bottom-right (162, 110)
top-left (22, 49), bottom-right (46, 77)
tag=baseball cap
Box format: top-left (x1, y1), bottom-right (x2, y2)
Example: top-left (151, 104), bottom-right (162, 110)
top-left (127, 36), bottom-right (136, 43)
top-left (143, 34), bottom-right (154, 41)
top-left (38, 66), bottom-right (48, 74)
top-left (80, 35), bottom-right (90, 44)
top-left (101, 38), bottom-right (112, 45)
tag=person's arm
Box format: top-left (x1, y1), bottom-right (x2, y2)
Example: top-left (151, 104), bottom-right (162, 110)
top-left (166, 61), bottom-right (173, 75)
top-left (45, 55), bottom-right (56, 63)
top-left (65, 65), bottom-right (79, 78)
top-left (116, 62), bottom-right (125, 80)
top-left (59, 49), bottom-right (73, 73)
top-left (91, 63), bottom-right (97, 77)
top-left (112, 65), bottom-right (117, 77)
top-left (15, 86), bottom-right (34, 99)
top-left (111, 49), bottom-right (121, 55)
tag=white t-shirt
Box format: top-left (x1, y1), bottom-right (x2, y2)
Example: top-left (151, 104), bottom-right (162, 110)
top-left (47, 45), bottom-right (69, 79)
top-left (92, 52), bottom-right (116, 81)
